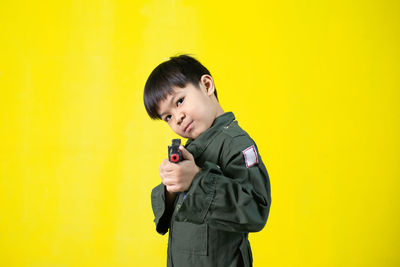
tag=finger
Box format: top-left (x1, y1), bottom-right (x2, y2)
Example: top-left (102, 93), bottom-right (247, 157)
top-left (162, 173), bottom-right (177, 184)
top-left (160, 161), bottom-right (174, 172)
top-left (162, 177), bottom-right (174, 185)
top-left (166, 184), bottom-right (180, 193)
top-left (179, 145), bottom-right (194, 161)
top-left (162, 176), bottom-right (173, 185)
top-left (161, 159), bottom-right (172, 168)
top-left (159, 159), bottom-right (167, 172)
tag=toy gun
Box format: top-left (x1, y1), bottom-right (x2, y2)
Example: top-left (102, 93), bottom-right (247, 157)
top-left (168, 139), bottom-right (187, 200)
top-left (168, 139), bottom-right (183, 163)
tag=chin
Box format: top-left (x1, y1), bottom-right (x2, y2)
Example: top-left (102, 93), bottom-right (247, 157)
top-left (180, 129), bottom-right (202, 140)
top-left (179, 132), bottom-right (192, 139)
top-left (190, 131), bottom-right (202, 140)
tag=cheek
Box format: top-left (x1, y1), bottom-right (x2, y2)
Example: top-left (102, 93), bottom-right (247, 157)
top-left (192, 104), bottom-right (207, 118)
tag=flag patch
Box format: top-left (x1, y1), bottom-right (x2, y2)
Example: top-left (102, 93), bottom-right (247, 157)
top-left (242, 145), bottom-right (258, 168)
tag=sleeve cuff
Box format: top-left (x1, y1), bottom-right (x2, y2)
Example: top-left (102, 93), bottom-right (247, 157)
top-left (151, 183), bottom-right (169, 234)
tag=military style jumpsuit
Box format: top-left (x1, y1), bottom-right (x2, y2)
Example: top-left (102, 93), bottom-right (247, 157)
top-left (151, 112), bottom-right (271, 267)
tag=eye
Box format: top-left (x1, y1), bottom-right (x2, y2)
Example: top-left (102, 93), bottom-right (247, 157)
top-left (164, 115), bottom-right (172, 122)
top-left (176, 97), bottom-right (184, 106)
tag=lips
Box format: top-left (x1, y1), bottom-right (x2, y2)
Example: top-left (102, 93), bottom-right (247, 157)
top-left (184, 121), bottom-right (193, 132)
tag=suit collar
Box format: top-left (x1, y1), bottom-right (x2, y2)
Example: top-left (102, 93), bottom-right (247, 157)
top-left (185, 112), bottom-right (235, 159)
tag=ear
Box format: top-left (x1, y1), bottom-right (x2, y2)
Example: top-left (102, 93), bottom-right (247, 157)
top-left (200, 74), bottom-right (215, 96)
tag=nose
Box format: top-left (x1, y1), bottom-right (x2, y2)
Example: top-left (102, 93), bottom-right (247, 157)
top-left (176, 110), bottom-right (185, 125)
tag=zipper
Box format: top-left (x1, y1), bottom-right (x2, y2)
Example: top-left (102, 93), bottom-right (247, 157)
top-left (175, 192), bottom-right (185, 212)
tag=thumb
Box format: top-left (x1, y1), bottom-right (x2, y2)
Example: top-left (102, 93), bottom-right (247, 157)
top-left (179, 145), bottom-right (194, 161)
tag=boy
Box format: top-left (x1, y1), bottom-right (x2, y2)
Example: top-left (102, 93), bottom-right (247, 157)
top-left (143, 55), bottom-right (271, 267)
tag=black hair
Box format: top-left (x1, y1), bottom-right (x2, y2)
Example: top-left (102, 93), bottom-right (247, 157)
top-left (143, 54), bottom-right (218, 120)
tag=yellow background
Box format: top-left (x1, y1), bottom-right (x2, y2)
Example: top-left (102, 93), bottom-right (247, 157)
top-left (1, 0), bottom-right (399, 266)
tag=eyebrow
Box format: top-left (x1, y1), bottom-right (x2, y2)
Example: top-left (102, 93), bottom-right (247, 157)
top-left (159, 94), bottom-right (177, 118)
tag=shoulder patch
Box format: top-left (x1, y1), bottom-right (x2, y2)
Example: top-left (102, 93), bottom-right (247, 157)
top-left (242, 145), bottom-right (258, 168)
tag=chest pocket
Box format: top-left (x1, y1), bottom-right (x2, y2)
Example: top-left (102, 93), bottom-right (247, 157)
top-left (172, 221), bottom-right (208, 256)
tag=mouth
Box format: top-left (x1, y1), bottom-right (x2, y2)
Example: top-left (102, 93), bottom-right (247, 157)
top-left (184, 121), bottom-right (193, 133)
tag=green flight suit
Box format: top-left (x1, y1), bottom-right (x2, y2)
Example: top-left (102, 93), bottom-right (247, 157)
top-left (151, 112), bottom-right (271, 267)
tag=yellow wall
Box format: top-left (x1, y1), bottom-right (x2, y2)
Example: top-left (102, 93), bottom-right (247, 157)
top-left (1, 0), bottom-right (399, 266)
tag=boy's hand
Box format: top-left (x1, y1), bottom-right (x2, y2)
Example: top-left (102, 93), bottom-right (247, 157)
top-left (159, 145), bottom-right (201, 193)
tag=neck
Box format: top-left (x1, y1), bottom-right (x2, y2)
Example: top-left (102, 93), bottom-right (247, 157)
top-left (215, 105), bottom-right (224, 118)
top-left (210, 95), bottom-right (224, 118)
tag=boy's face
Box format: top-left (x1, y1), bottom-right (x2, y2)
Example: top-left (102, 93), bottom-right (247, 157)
top-left (157, 75), bottom-right (222, 140)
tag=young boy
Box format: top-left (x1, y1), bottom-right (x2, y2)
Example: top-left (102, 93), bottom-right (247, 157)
top-left (143, 55), bottom-right (271, 267)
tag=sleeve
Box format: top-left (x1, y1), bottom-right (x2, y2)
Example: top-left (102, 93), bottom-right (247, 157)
top-left (151, 183), bottom-right (173, 235)
top-left (175, 136), bottom-right (272, 233)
